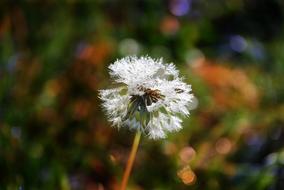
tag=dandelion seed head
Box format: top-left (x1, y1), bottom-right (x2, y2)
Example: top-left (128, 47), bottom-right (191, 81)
top-left (99, 56), bottom-right (195, 139)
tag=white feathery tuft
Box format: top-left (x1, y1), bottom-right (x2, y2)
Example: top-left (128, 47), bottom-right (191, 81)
top-left (99, 56), bottom-right (195, 139)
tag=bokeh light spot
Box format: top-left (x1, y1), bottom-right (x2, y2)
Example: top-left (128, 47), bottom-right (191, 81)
top-left (170, 0), bottom-right (191, 17)
top-left (179, 146), bottom-right (196, 163)
top-left (119, 38), bottom-right (140, 56)
top-left (185, 49), bottom-right (205, 65)
top-left (160, 16), bottom-right (180, 35)
top-left (177, 166), bottom-right (196, 185)
top-left (215, 138), bottom-right (232, 155)
top-left (229, 35), bottom-right (247, 53)
top-left (265, 153), bottom-right (277, 165)
top-left (188, 96), bottom-right (198, 110)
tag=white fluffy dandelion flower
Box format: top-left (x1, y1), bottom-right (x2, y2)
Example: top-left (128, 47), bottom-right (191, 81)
top-left (99, 56), bottom-right (194, 139)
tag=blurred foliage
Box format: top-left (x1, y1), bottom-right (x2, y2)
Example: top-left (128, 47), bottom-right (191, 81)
top-left (1, 0), bottom-right (284, 189)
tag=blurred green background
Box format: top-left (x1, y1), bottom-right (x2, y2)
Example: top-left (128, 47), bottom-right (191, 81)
top-left (1, 0), bottom-right (284, 189)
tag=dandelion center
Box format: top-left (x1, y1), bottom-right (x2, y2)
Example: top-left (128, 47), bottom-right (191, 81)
top-left (127, 87), bottom-right (164, 114)
top-left (124, 86), bottom-right (165, 128)
top-left (137, 86), bottom-right (165, 106)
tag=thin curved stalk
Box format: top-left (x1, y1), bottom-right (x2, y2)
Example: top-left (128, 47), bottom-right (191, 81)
top-left (120, 131), bottom-right (141, 190)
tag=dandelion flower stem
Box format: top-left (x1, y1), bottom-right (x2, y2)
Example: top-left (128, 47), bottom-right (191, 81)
top-left (120, 131), bottom-right (141, 190)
